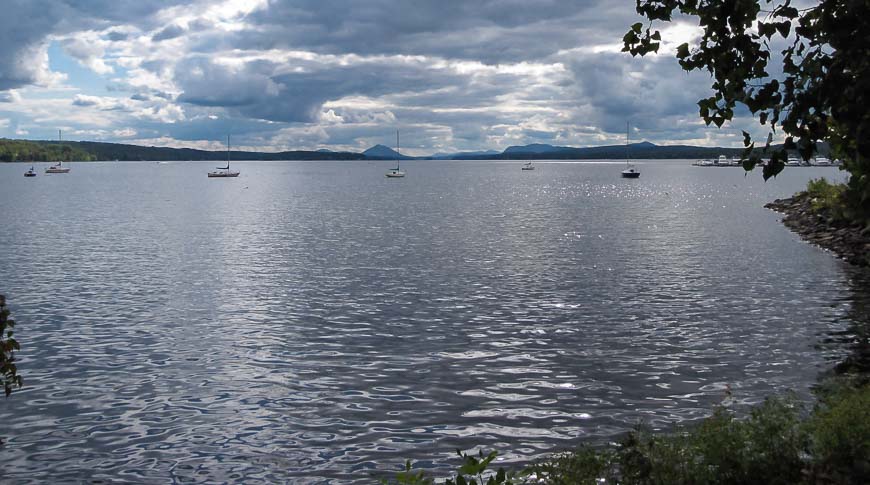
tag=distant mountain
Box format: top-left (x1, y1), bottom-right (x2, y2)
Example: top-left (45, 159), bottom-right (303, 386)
top-left (363, 144), bottom-right (411, 159)
top-left (430, 149), bottom-right (501, 160)
top-left (473, 141), bottom-right (802, 160)
top-left (503, 143), bottom-right (572, 154)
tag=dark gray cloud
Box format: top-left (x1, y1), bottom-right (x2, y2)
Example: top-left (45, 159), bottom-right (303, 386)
top-left (152, 24), bottom-right (186, 42)
top-left (106, 30), bottom-right (129, 41)
top-left (226, 0), bottom-right (633, 63)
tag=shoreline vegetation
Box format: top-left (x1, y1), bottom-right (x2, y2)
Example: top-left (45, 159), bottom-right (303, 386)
top-left (766, 180), bottom-right (870, 268)
top-left (382, 179), bottom-right (869, 485)
top-left (0, 137), bottom-right (829, 162)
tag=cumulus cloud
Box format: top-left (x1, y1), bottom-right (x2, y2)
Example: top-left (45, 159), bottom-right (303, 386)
top-left (62, 35), bottom-right (114, 74)
top-left (0, 0), bottom-right (767, 152)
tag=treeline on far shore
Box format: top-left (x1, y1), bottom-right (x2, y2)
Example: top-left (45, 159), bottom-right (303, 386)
top-left (0, 139), bottom-right (96, 162)
top-left (0, 138), bottom-right (363, 162)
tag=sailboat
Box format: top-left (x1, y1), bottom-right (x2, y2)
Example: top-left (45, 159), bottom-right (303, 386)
top-left (45, 130), bottom-right (71, 174)
top-left (521, 161), bottom-right (535, 170)
top-left (385, 130), bottom-right (406, 178)
top-left (621, 122), bottom-right (640, 178)
top-left (208, 135), bottom-right (240, 178)
top-left (24, 164), bottom-right (36, 177)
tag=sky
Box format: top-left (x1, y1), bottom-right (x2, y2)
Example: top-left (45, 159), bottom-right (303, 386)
top-left (0, 0), bottom-right (771, 156)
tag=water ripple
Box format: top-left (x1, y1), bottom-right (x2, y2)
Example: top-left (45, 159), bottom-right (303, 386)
top-left (0, 161), bottom-right (861, 483)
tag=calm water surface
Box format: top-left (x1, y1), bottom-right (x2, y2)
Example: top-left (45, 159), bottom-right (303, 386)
top-left (0, 160), bottom-right (862, 483)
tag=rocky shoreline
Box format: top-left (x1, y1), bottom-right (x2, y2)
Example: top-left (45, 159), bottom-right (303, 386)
top-left (765, 192), bottom-right (870, 268)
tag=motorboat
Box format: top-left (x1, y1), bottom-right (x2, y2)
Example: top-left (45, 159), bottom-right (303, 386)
top-left (521, 161), bottom-right (535, 170)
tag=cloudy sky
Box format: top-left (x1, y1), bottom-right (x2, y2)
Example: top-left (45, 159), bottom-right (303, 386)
top-left (0, 0), bottom-right (767, 156)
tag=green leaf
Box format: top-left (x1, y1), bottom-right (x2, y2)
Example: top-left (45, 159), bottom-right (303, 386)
top-left (676, 42), bottom-right (690, 59)
top-left (632, 22), bottom-right (643, 33)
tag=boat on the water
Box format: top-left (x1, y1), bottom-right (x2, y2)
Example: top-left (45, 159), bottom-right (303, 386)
top-left (385, 130), bottom-right (406, 178)
top-left (45, 130), bottom-right (71, 174)
top-left (521, 161), bottom-right (535, 171)
top-left (621, 122), bottom-right (640, 178)
top-left (208, 135), bottom-right (240, 178)
top-left (24, 165), bottom-right (36, 177)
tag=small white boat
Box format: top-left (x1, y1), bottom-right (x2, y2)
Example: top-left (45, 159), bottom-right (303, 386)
top-left (786, 156), bottom-right (802, 166)
top-left (385, 130), bottom-right (406, 178)
top-left (692, 159), bottom-right (714, 166)
top-left (45, 162), bottom-right (70, 174)
top-left (45, 130), bottom-right (71, 173)
top-left (208, 135), bottom-right (240, 178)
top-left (24, 165), bottom-right (36, 177)
top-left (813, 156), bottom-right (832, 166)
top-left (521, 161), bottom-right (535, 170)
top-left (621, 122), bottom-right (640, 178)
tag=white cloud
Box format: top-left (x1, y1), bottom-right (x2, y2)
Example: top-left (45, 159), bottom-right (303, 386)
top-left (0, 0), bottom-right (775, 153)
top-left (113, 128), bottom-right (137, 137)
top-left (60, 34), bottom-right (114, 75)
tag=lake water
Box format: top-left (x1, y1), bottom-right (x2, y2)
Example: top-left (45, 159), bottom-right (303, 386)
top-left (0, 160), bottom-right (863, 483)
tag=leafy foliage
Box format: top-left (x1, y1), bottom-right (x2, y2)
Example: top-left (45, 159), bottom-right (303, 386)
top-left (381, 450), bottom-right (524, 485)
top-left (806, 177), bottom-right (847, 218)
top-left (623, 0), bottom-right (870, 222)
top-left (807, 385), bottom-right (870, 482)
top-left (530, 399), bottom-right (806, 485)
top-left (0, 295), bottom-right (22, 397)
top-left (388, 384), bottom-right (869, 484)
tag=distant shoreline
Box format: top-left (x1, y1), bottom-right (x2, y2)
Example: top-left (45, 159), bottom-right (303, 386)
top-left (2, 137), bottom-right (828, 163)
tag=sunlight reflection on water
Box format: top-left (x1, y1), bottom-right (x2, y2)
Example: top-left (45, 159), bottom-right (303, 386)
top-left (0, 160), bottom-right (859, 483)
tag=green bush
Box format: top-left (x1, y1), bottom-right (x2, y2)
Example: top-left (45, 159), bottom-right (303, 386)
top-left (0, 294), bottom-right (22, 397)
top-left (807, 386), bottom-right (870, 483)
top-left (381, 450), bottom-right (524, 485)
top-left (806, 177), bottom-right (847, 217)
top-left (386, 386), bottom-right (869, 484)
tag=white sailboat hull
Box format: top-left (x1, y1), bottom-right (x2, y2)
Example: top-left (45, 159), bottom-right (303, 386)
top-left (208, 171), bottom-right (240, 177)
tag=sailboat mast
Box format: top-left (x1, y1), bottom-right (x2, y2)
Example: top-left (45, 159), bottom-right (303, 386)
top-left (396, 129), bottom-right (400, 169)
top-left (625, 121), bottom-right (629, 166)
top-left (227, 134), bottom-right (230, 168)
